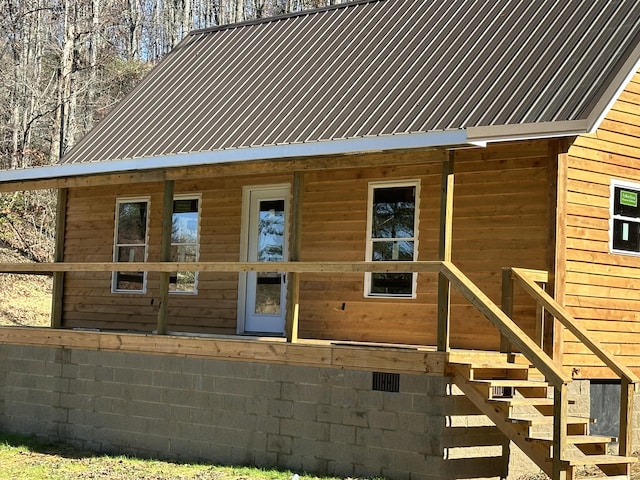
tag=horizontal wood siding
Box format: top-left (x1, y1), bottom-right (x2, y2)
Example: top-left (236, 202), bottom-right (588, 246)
top-left (63, 175), bottom-right (288, 334)
top-left (450, 142), bottom-right (551, 350)
top-left (564, 72), bottom-right (640, 377)
top-left (62, 144), bottom-right (551, 349)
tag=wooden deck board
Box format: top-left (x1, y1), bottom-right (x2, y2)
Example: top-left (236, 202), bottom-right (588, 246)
top-left (0, 326), bottom-right (447, 375)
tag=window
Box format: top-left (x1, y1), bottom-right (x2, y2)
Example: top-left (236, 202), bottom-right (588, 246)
top-left (113, 198), bottom-right (150, 293)
top-left (611, 181), bottom-right (640, 255)
top-left (365, 181), bottom-right (419, 298)
top-left (170, 195), bottom-right (200, 293)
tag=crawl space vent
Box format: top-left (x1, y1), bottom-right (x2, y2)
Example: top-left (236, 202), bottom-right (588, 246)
top-left (372, 372), bottom-right (400, 392)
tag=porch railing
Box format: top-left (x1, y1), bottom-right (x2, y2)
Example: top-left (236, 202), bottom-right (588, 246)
top-left (436, 262), bottom-right (571, 477)
top-left (504, 267), bottom-right (639, 460)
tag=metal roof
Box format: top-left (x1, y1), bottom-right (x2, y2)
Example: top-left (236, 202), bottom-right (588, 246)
top-left (26, 0), bottom-right (640, 172)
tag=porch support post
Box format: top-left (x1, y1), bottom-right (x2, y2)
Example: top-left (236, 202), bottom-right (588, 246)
top-left (620, 378), bottom-right (634, 458)
top-left (552, 148), bottom-right (569, 364)
top-left (50, 187), bottom-right (67, 328)
top-left (437, 151), bottom-right (454, 352)
top-left (285, 171), bottom-right (303, 343)
top-left (156, 180), bottom-right (174, 335)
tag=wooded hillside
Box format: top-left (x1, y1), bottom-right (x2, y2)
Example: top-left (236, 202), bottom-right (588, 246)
top-left (0, 0), bottom-right (346, 260)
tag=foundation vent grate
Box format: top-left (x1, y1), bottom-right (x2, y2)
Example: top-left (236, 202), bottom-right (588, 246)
top-left (372, 372), bottom-right (400, 392)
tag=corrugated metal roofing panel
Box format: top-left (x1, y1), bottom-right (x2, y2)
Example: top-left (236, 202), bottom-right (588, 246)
top-left (60, 0), bottom-right (640, 165)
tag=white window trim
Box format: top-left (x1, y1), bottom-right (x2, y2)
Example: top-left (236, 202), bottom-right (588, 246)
top-left (610, 178), bottom-right (640, 257)
top-left (112, 196), bottom-right (151, 294)
top-left (170, 193), bottom-right (202, 295)
top-left (364, 179), bottom-right (420, 299)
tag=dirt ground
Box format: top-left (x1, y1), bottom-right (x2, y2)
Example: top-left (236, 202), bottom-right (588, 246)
top-left (0, 274), bottom-right (52, 327)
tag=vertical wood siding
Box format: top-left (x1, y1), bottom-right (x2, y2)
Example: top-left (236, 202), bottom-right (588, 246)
top-left (62, 144), bottom-right (551, 349)
top-left (564, 72), bottom-right (640, 377)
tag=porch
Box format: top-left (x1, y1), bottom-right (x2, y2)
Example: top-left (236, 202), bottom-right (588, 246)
top-left (0, 258), bottom-right (636, 479)
top-left (0, 145), bottom-right (636, 478)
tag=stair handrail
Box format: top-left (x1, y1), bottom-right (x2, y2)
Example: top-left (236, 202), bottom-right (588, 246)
top-left (440, 261), bottom-right (575, 477)
top-left (440, 261), bottom-right (570, 386)
top-left (509, 266), bottom-right (638, 458)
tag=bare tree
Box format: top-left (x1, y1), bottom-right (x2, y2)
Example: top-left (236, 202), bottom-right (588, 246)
top-left (0, 0), bottom-right (346, 260)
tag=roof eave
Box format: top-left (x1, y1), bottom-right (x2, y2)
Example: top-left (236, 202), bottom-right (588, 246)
top-left (466, 119), bottom-right (590, 144)
top-left (0, 130), bottom-right (471, 184)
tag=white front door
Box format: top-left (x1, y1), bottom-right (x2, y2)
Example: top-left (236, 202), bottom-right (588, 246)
top-left (239, 185), bottom-right (289, 334)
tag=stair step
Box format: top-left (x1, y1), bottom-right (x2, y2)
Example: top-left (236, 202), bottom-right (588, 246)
top-left (508, 415), bottom-right (592, 426)
top-left (562, 454), bottom-right (637, 466)
top-left (574, 477), bottom-right (630, 480)
top-left (573, 476), bottom-right (631, 480)
top-left (449, 362), bottom-right (534, 381)
top-left (451, 361), bottom-right (531, 370)
top-left (472, 379), bottom-right (548, 388)
top-left (528, 435), bottom-right (616, 446)
top-left (490, 397), bottom-right (576, 406)
top-left (490, 397), bottom-right (555, 406)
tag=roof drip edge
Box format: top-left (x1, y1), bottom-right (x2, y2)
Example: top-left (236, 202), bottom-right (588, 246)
top-left (466, 119), bottom-right (589, 144)
top-left (0, 130), bottom-right (469, 184)
top-left (585, 38), bottom-right (640, 133)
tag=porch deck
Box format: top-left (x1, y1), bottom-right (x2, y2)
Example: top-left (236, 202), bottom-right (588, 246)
top-left (0, 326), bottom-right (434, 373)
top-left (0, 325), bottom-right (511, 377)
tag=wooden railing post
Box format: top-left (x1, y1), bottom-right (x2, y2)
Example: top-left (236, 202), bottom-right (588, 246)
top-left (620, 379), bottom-right (634, 458)
top-left (437, 152), bottom-right (454, 352)
top-left (51, 187), bottom-right (68, 329)
top-left (285, 172), bottom-right (303, 343)
top-left (535, 282), bottom-right (546, 350)
top-left (552, 383), bottom-right (568, 480)
top-left (156, 180), bottom-right (174, 335)
top-left (500, 268), bottom-right (514, 354)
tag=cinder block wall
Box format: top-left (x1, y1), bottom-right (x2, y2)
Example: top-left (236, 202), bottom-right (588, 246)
top-left (0, 344), bottom-right (538, 479)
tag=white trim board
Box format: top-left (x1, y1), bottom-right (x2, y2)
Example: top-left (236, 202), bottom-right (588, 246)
top-left (0, 130), bottom-right (470, 184)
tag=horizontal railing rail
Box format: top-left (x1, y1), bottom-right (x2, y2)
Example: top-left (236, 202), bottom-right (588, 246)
top-left (508, 267), bottom-right (638, 460)
top-left (0, 260), bottom-right (443, 275)
top-left (510, 267), bottom-right (639, 384)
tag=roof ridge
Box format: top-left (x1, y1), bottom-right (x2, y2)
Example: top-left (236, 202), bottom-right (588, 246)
top-left (188, 0), bottom-right (382, 36)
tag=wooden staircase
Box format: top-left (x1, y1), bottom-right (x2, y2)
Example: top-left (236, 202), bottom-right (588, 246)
top-left (450, 358), bottom-right (637, 479)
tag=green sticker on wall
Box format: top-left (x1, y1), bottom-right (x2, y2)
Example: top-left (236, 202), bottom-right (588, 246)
top-left (620, 190), bottom-right (638, 207)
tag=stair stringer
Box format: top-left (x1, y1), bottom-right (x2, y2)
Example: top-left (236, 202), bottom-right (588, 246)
top-left (452, 371), bottom-right (555, 478)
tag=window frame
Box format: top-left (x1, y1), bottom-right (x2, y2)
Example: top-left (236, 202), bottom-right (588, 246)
top-left (364, 179), bottom-right (420, 299)
top-left (610, 179), bottom-right (640, 257)
top-left (112, 196), bottom-right (151, 294)
top-left (170, 194), bottom-right (202, 295)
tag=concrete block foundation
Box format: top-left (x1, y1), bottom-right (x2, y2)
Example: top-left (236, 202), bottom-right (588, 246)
top-left (0, 343), bottom-right (557, 479)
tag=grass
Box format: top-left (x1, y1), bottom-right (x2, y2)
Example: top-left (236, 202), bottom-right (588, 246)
top-left (0, 432), bottom-right (343, 480)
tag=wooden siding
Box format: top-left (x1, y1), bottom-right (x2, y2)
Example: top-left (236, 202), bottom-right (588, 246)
top-left (564, 72), bottom-right (640, 378)
top-left (62, 144), bottom-right (552, 350)
top-left (449, 142), bottom-right (552, 350)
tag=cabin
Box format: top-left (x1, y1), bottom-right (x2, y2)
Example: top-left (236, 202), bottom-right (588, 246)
top-left (1, 0), bottom-right (640, 479)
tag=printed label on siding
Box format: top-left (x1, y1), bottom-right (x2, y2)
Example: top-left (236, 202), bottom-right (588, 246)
top-left (620, 190), bottom-right (638, 207)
